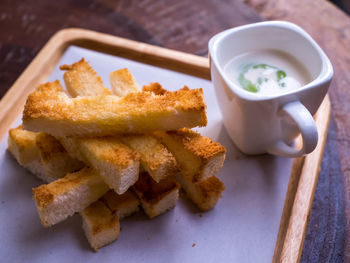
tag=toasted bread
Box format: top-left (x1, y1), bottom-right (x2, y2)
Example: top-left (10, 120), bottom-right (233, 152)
top-left (35, 133), bottom-right (84, 181)
top-left (81, 200), bottom-right (120, 251)
top-left (8, 126), bottom-right (83, 182)
top-left (7, 126), bottom-right (47, 181)
top-left (60, 58), bottom-right (112, 97)
top-left (143, 83), bottom-right (226, 181)
top-left (58, 57), bottom-right (141, 192)
top-left (110, 68), bottom-right (140, 97)
top-left (32, 167), bottom-right (109, 227)
top-left (8, 125), bottom-right (39, 165)
top-left (59, 61), bottom-right (141, 194)
top-left (22, 81), bottom-right (207, 136)
top-left (62, 63), bottom-right (178, 183)
top-left (154, 128), bottom-right (226, 182)
top-left (101, 190), bottom-right (140, 220)
top-left (142, 82), bottom-right (168, 95)
top-left (133, 172), bottom-right (180, 218)
top-left (58, 136), bottom-right (140, 195)
top-left (120, 135), bottom-right (177, 183)
top-left (108, 74), bottom-right (181, 217)
top-left (81, 190), bottom-right (140, 251)
top-left (176, 174), bottom-right (225, 211)
top-left (111, 75), bottom-right (224, 212)
top-left (144, 83), bottom-right (226, 210)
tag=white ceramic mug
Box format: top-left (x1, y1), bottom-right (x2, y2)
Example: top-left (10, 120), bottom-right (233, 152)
top-left (209, 21), bottom-right (333, 157)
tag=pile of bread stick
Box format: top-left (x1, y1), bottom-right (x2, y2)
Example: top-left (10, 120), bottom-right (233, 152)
top-left (8, 59), bottom-right (226, 251)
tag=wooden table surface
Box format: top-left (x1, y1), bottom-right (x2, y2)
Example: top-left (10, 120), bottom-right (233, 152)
top-left (0, 0), bottom-right (348, 262)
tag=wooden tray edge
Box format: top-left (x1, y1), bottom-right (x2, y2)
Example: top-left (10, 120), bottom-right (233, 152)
top-left (273, 95), bottom-right (331, 263)
top-left (0, 28), bottom-right (331, 262)
top-left (0, 28), bottom-right (210, 141)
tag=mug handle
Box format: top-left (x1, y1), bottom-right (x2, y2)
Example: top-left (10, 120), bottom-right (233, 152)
top-left (267, 101), bottom-right (318, 157)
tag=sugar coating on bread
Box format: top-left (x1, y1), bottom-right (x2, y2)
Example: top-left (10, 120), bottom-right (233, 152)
top-left (81, 200), bottom-right (120, 251)
top-left (60, 58), bottom-right (112, 97)
top-left (176, 173), bottom-right (225, 211)
top-left (154, 128), bottom-right (226, 181)
top-left (101, 190), bottom-right (140, 220)
top-left (32, 167), bottom-right (109, 227)
top-left (59, 136), bottom-right (140, 195)
top-left (133, 172), bottom-right (180, 218)
top-left (110, 68), bottom-right (140, 97)
top-left (120, 135), bottom-right (177, 183)
top-left (22, 81), bottom-right (207, 137)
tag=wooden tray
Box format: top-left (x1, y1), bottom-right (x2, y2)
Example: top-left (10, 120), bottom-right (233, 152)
top-left (0, 28), bottom-right (331, 263)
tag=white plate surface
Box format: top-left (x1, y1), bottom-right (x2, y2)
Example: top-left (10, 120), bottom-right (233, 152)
top-left (0, 46), bottom-right (293, 263)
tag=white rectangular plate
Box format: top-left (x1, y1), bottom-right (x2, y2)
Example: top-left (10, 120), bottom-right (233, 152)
top-left (0, 46), bottom-right (293, 263)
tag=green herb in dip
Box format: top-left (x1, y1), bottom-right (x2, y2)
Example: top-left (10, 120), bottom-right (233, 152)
top-left (224, 49), bottom-right (312, 96)
top-left (238, 63), bottom-right (300, 93)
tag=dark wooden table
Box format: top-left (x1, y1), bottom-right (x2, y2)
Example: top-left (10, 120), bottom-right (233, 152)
top-left (0, 0), bottom-right (347, 262)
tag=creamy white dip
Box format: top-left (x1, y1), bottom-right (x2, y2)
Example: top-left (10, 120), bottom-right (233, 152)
top-left (224, 49), bottom-right (312, 96)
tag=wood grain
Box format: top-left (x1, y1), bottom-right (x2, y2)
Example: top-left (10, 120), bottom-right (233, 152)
top-left (302, 117), bottom-right (345, 263)
top-left (0, 29), bottom-right (208, 141)
top-left (0, 0), bottom-right (261, 99)
top-left (243, 1), bottom-right (349, 261)
top-left (0, 28), bottom-right (332, 262)
top-left (278, 97), bottom-right (331, 262)
top-left (273, 155), bottom-right (305, 261)
top-left (0, 0), bottom-right (344, 261)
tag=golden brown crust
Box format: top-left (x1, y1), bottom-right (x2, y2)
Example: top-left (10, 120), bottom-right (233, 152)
top-left (142, 83), bottom-right (191, 95)
top-left (143, 83), bottom-right (225, 181)
top-left (24, 82), bottom-right (205, 120)
top-left (142, 83), bottom-right (167, 95)
top-left (167, 128), bottom-right (226, 161)
top-left (143, 83), bottom-right (223, 161)
top-left (22, 80), bottom-right (66, 120)
top-left (176, 173), bottom-right (225, 211)
top-left (101, 146), bottom-right (138, 169)
top-left (120, 134), bottom-right (178, 182)
top-left (32, 187), bottom-right (54, 208)
top-left (81, 137), bottom-right (140, 169)
top-left (35, 133), bottom-right (67, 162)
top-left (109, 68), bottom-right (140, 96)
top-left (32, 167), bottom-right (97, 208)
top-left (8, 125), bottom-right (84, 182)
top-left (8, 125), bottom-right (40, 166)
top-left (196, 176), bottom-right (225, 199)
top-left (133, 172), bottom-right (180, 204)
top-left (100, 190), bottom-right (139, 212)
top-left (22, 83), bottom-right (207, 136)
top-left (153, 129), bottom-right (226, 182)
top-left (119, 88), bottom-right (206, 114)
top-left (82, 200), bottom-right (118, 235)
top-left (60, 58), bottom-right (111, 97)
top-left (8, 125), bottom-right (38, 153)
